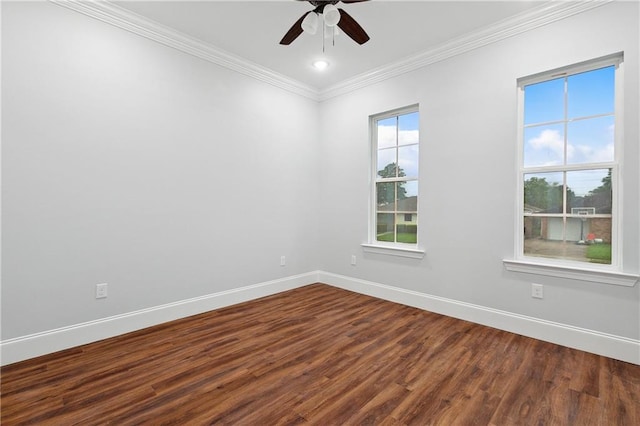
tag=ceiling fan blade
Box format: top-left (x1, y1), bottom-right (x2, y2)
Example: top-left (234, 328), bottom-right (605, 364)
top-left (337, 8), bottom-right (370, 45)
top-left (341, 1), bottom-right (370, 3)
top-left (280, 11), bottom-right (311, 45)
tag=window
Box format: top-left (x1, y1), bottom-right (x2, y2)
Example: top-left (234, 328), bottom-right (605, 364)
top-left (517, 54), bottom-right (621, 267)
top-left (371, 106), bottom-right (419, 246)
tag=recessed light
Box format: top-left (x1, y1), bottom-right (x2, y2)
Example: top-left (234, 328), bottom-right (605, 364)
top-left (313, 60), bottom-right (329, 71)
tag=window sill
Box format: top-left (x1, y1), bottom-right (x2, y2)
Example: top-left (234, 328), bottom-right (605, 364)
top-left (503, 259), bottom-right (638, 287)
top-left (361, 244), bottom-right (425, 259)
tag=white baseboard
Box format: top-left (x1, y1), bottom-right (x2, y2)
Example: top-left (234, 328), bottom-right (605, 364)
top-left (319, 271), bottom-right (640, 365)
top-left (3, 270), bottom-right (638, 366)
top-left (0, 271), bottom-right (319, 366)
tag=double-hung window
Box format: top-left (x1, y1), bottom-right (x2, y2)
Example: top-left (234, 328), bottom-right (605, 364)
top-left (517, 54), bottom-right (622, 268)
top-left (370, 106), bottom-right (419, 248)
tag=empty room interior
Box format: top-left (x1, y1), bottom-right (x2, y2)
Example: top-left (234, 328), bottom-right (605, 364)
top-left (1, 0), bottom-right (639, 424)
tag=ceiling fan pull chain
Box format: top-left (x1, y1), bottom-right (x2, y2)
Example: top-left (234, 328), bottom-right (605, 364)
top-left (322, 22), bottom-right (326, 53)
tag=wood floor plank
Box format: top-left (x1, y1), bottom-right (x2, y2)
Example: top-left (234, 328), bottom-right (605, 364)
top-left (2, 283), bottom-right (639, 425)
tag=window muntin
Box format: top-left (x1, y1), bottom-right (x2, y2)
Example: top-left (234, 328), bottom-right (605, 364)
top-left (519, 56), bottom-right (620, 266)
top-left (372, 107), bottom-right (419, 245)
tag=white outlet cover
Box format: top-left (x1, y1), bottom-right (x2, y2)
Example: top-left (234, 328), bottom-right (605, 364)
top-left (531, 283), bottom-right (543, 299)
top-left (96, 283), bottom-right (108, 299)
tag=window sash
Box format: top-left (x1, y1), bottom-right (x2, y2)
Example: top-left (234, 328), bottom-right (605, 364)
top-left (371, 105), bottom-right (419, 246)
top-left (516, 54), bottom-right (622, 269)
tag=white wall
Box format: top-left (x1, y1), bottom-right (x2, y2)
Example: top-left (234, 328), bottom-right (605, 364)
top-left (1, 1), bottom-right (638, 365)
top-left (318, 1), bottom-right (639, 341)
top-left (1, 1), bottom-right (320, 340)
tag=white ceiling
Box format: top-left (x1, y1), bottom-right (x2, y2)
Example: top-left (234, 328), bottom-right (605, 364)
top-left (112, 0), bottom-right (543, 91)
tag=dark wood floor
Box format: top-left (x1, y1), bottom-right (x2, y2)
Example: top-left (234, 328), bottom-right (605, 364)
top-left (1, 284), bottom-right (639, 425)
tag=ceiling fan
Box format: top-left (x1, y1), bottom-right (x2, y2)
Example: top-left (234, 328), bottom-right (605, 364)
top-left (280, 0), bottom-right (370, 46)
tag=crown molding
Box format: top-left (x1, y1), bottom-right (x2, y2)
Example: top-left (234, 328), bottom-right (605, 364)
top-left (50, 0), bottom-right (611, 103)
top-left (50, 0), bottom-right (320, 101)
top-left (318, 0), bottom-right (613, 101)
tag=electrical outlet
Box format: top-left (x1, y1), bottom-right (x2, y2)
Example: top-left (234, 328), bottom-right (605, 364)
top-left (96, 283), bottom-right (108, 299)
top-left (351, 255), bottom-right (357, 266)
top-left (531, 283), bottom-right (544, 299)
top-left (280, 256), bottom-right (286, 266)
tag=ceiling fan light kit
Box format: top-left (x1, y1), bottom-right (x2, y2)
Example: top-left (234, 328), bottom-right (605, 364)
top-left (280, 0), bottom-right (370, 46)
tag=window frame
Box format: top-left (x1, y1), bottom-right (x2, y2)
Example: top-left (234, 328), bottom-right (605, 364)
top-left (363, 104), bottom-right (424, 259)
top-left (506, 53), bottom-right (638, 286)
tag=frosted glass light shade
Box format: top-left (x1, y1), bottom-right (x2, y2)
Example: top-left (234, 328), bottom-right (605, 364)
top-left (301, 12), bottom-right (318, 35)
top-left (323, 5), bottom-right (341, 27)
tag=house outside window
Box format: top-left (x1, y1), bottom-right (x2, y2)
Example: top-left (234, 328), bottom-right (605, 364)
top-left (371, 106), bottom-right (419, 246)
top-left (517, 54), bottom-right (622, 267)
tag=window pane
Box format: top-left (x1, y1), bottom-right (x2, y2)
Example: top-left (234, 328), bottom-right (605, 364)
top-left (396, 182), bottom-right (418, 212)
top-left (377, 117), bottom-right (397, 149)
top-left (398, 145), bottom-right (419, 177)
top-left (398, 112), bottom-right (419, 146)
top-left (567, 169), bottom-right (612, 214)
top-left (568, 66), bottom-right (615, 119)
top-left (376, 213), bottom-right (395, 242)
top-left (584, 217), bottom-right (612, 264)
top-left (524, 172), bottom-right (563, 214)
top-left (524, 77), bottom-right (564, 125)
top-left (567, 116), bottom-right (614, 164)
top-left (376, 182), bottom-right (395, 211)
top-left (523, 124), bottom-right (565, 167)
top-left (377, 149), bottom-right (397, 177)
top-left (396, 213), bottom-right (417, 243)
top-left (402, 180), bottom-right (418, 199)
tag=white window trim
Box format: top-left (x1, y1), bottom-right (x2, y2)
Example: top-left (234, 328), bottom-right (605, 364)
top-left (503, 53), bottom-right (638, 286)
top-left (367, 104), bottom-right (423, 256)
top-left (361, 243), bottom-right (425, 259)
top-left (503, 259), bottom-right (638, 287)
